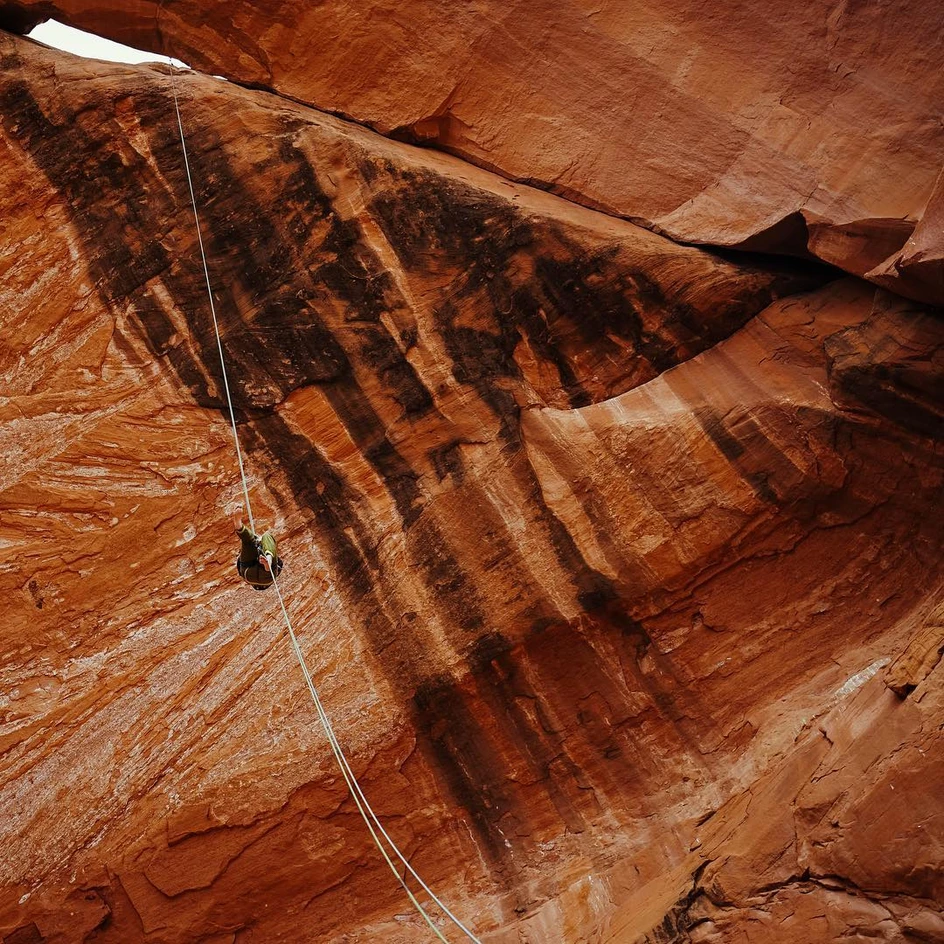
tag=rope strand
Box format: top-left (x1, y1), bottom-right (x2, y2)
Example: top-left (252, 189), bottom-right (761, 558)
top-left (272, 576), bottom-right (456, 943)
top-left (167, 68), bottom-right (480, 943)
top-left (170, 68), bottom-right (255, 533)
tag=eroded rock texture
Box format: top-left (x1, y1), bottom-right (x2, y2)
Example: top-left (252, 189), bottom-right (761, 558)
top-left (0, 14), bottom-right (942, 944)
top-left (4, 0), bottom-right (944, 302)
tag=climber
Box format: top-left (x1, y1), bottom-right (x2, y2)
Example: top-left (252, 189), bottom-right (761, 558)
top-left (233, 512), bottom-right (284, 590)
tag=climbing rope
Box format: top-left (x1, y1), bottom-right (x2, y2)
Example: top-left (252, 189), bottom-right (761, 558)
top-left (169, 70), bottom-right (255, 534)
top-left (166, 67), bottom-right (481, 943)
top-left (271, 574), bottom-right (482, 944)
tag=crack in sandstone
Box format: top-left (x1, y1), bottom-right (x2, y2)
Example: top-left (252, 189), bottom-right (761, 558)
top-left (19, 19), bottom-right (840, 331)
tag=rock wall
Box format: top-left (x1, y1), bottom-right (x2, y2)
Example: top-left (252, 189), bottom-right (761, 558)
top-left (0, 10), bottom-right (942, 944)
top-left (4, 0), bottom-right (944, 302)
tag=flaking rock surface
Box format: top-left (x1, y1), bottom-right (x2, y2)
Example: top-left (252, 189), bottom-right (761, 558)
top-left (0, 23), bottom-right (942, 944)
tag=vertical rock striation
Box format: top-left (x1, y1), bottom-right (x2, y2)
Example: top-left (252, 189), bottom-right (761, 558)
top-left (4, 0), bottom-right (944, 298)
top-left (0, 11), bottom-right (941, 944)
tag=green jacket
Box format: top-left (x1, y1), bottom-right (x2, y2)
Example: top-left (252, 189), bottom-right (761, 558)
top-left (236, 525), bottom-right (282, 589)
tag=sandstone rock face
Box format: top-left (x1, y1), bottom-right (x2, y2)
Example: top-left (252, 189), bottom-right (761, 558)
top-left (5, 0), bottom-right (944, 300)
top-left (870, 167), bottom-right (944, 307)
top-left (0, 16), bottom-right (942, 944)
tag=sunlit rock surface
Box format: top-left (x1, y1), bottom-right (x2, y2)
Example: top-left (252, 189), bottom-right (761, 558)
top-left (0, 17), bottom-right (942, 944)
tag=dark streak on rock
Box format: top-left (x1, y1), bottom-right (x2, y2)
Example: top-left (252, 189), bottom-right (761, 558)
top-left (414, 674), bottom-right (522, 870)
top-left (0, 76), bottom-right (220, 411)
top-left (370, 166), bottom-right (826, 411)
top-left (405, 514), bottom-right (487, 634)
top-left (695, 407), bottom-right (776, 503)
top-left (469, 633), bottom-right (592, 834)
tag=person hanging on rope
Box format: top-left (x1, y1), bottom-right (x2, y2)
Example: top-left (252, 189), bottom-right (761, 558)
top-left (233, 512), bottom-right (284, 590)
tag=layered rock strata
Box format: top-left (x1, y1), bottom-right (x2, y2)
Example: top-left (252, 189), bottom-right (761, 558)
top-left (0, 20), bottom-right (942, 944)
top-left (4, 0), bottom-right (944, 300)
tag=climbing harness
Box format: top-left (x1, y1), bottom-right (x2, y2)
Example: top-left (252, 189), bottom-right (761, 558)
top-left (167, 67), bottom-right (481, 943)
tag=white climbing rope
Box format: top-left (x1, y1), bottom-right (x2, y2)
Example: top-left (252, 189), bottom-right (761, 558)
top-left (169, 70), bottom-right (255, 534)
top-left (166, 67), bottom-right (481, 943)
top-left (272, 574), bottom-right (483, 944)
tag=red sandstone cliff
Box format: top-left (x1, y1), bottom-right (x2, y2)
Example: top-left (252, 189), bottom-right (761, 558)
top-left (4, 0), bottom-right (944, 303)
top-left (0, 5), bottom-right (942, 943)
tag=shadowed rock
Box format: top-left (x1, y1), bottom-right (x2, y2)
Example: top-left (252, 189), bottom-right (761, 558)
top-left (6, 0), bottom-right (944, 296)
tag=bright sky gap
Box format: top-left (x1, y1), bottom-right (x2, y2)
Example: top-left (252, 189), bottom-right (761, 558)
top-left (28, 19), bottom-right (188, 68)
